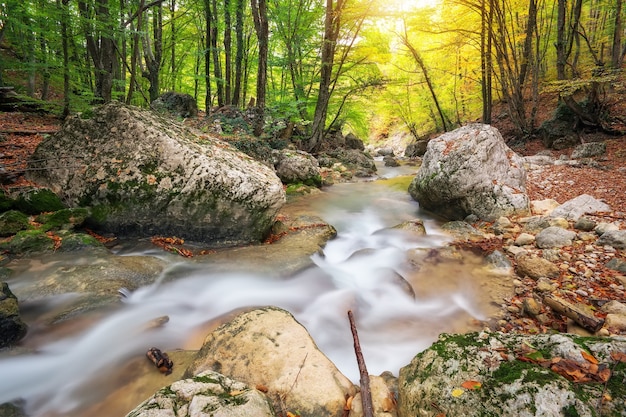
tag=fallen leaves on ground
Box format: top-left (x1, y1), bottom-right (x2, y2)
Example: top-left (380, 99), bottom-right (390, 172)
top-left (46, 231), bottom-right (62, 251)
top-left (151, 236), bottom-right (193, 257)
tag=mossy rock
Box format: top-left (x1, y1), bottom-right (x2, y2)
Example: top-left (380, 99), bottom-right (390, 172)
top-left (398, 331), bottom-right (626, 417)
top-left (13, 188), bottom-right (65, 215)
top-left (56, 232), bottom-right (104, 252)
top-left (0, 210), bottom-right (30, 237)
top-left (0, 229), bottom-right (54, 254)
top-left (0, 190), bottom-right (15, 212)
top-left (35, 208), bottom-right (90, 231)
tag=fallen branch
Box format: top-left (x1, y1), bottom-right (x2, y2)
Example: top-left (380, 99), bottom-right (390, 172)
top-left (348, 310), bottom-right (374, 417)
top-left (544, 294), bottom-right (605, 333)
top-left (0, 129), bottom-right (58, 135)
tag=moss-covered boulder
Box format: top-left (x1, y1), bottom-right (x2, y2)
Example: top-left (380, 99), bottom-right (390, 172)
top-left (26, 102), bottom-right (285, 246)
top-left (0, 210), bottom-right (29, 237)
top-left (272, 149), bottom-right (322, 186)
top-left (0, 282), bottom-right (28, 348)
top-left (398, 331), bottom-right (626, 417)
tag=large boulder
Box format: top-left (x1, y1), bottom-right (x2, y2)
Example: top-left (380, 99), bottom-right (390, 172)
top-left (26, 102), bottom-right (285, 245)
top-left (185, 307), bottom-right (356, 417)
top-left (0, 282), bottom-right (28, 348)
top-left (398, 331), bottom-right (626, 417)
top-left (408, 124), bottom-right (529, 221)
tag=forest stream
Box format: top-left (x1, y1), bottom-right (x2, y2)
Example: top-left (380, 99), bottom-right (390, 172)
top-left (0, 161), bottom-right (514, 417)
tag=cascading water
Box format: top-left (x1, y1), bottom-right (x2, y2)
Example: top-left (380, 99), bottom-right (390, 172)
top-left (0, 164), bottom-right (501, 417)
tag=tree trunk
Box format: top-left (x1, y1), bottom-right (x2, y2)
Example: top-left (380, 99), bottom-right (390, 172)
top-left (224, 0), bottom-right (232, 104)
top-left (211, 0), bottom-right (225, 106)
top-left (402, 28), bottom-right (448, 132)
top-left (251, 0), bottom-right (268, 136)
top-left (142, 4), bottom-right (163, 102)
top-left (480, 0), bottom-right (493, 124)
top-left (204, 0), bottom-right (212, 112)
top-left (612, 0), bottom-right (623, 68)
top-left (306, 0), bottom-right (341, 152)
top-left (60, 0), bottom-right (71, 118)
top-left (232, 0), bottom-right (245, 106)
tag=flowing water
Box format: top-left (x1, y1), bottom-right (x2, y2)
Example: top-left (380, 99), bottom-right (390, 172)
top-left (0, 162), bottom-right (513, 417)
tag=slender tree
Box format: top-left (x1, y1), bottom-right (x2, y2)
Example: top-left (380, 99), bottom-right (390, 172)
top-left (251, 0), bottom-right (268, 135)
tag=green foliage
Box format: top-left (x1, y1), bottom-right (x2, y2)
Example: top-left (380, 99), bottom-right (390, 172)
top-left (0, 210), bottom-right (30, 237)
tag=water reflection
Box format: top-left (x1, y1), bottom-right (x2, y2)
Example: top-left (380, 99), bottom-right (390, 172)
top-left (0, 171), bottom-right (508, 416)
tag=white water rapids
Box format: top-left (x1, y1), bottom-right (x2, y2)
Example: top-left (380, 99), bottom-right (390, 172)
top-left (0, 164), bottom-right (506, 417)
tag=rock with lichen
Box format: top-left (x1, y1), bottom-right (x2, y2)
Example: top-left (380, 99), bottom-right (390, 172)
top-left (398, 331), bottom-right (626, 417)
top-left (26, 102), bottom-right (285, 245)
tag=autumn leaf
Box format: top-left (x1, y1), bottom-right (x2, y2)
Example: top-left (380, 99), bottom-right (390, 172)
top-left (461, 380), bottom-right (482, 390)
top-left (581, 350), bottom-right (598, 364)
top-left (610, 351), bottom-right (626, 363)
top-left (451, 388), bottom-right (464, 397)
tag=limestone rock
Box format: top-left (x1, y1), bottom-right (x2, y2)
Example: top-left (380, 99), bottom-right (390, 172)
top-left (404, 139), bottom-right (428, 158)
top-left (530, 199), bottom-right (560, 215)
top-left (0, 282), bottom-right (28, 348)
top-left (391, 219), bottom-right (426, 235)
top-left (398, 332), bottom-right (626, 417)
top-left (273, 150), bottom-right (321, 185)
top-left (26, 102), bottom-right (285, 245)
top-left (535, 226), bottom-right (577, 248)
top-left (185, 307), bottom-right (356, 417)
top-left (549, 194), bottom-right (611, 221)
top-left (571, 142), bottom-right (606, 159)
top-left (409, 124), bottom-right (529, 221)
top-left (125, 370), bottom-right (274, 417)
top-left (516, 254), bottom-right (560, 280)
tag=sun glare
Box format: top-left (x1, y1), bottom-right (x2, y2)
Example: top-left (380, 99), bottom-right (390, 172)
top-left (391, 0), bottom-right (440, 11)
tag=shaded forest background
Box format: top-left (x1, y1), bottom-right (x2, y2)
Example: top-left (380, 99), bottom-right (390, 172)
top-left (1, 0), bottom-right (625, 150)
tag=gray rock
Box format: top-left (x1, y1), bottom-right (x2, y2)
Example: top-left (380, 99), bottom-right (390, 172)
top-left (344, 133), bottom-right (365, 150)
top-left (595, 222), bottom-right (620, 235)
top-left (398, 331), bottom-right (626, 417)
top-left (485, 250), bottom-right (512, 270)
top-left (597, 230), bottom-right (626, 249)
top-left (383, 155), bottom-right (400, 167)
top-left (377, 147), bottom-right (395, 156)
top-left (571, 142), bottom-right (606, 159)
top-left (574, 216), bottom-right (596, 231)
top-left (0, 282), bottom-right (28, 348)
top-left (409, 124), bottom-right (529, 221)
top-left (535, 226), bottom-right (577, 248)
top-left (404, 139), bottom-right (429, 157)
top-left (26, 102), bottom-right (285, 245)
top-left (549, 194), bottom-right (611, 221)
top-left (273, 149), bottom-right (321, 185)
top-left (126, 370), bottom-right (274, 417)
top-left (391, 219), bottom-right (427, 235)
top-left (150, 91), bottom-right (198, 118)
top-left (606, 257), bottom-right (626, 273)
top-left (185, 307), bottom-right (356, 417)
top-left (522, 297), bottom-right (542, 317)
top-left (440, 221), bottom-right (485, 240)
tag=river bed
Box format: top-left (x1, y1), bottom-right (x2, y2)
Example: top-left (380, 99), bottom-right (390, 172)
top-left (0, 163), bottom-right (514, 417)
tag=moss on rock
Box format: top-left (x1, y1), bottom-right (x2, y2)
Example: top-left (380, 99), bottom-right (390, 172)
top-left (0, 210), bottom-right (30, 237)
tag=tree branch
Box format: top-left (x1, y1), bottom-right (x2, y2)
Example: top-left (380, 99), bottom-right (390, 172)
top-left (348, 310), bottom-right (374, 417)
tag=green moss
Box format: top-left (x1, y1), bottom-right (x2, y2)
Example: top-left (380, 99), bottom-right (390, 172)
top-left (0, 190), bottom-right (15, 212)
top-left (36, 208), bottom-right (90, 231)
top-left (562, 404), bottom-right (580, 417)
top-left (378, 175), bottom-right (413, 191)
top-left (14, 188), bottom-right (65, 214)
top-left (0, 229), bottom-right (54, 254)
top-left (0, 210), bottom-right (30, 237)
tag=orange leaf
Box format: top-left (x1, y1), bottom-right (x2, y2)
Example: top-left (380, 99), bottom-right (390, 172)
top-left (581, 350), bottom-right (598, 364)
top-left (461, 380), bottom-right (482, 390)
top-left (610, 351), bottom-right (626, 363)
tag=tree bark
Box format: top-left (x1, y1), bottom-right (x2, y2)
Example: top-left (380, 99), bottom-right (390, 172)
top-left (232, 0), bottom-right (245, 106)
top-left (224, 0), bottom-right (232, 104)
top-left (612, 0), bottom-right (623, 68)
top-left (306, 0), bottom-right (342, 152)
top-left (251, 0), bottom-right (268, 136)
top-left (211, 0), bottom-right (225, 106)
top-left (204, 0), bottom-right (212, 112)
top-left (544, 294), bottom-right (605, 333)
top-left (348, 310), bottom-right (374, 417)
